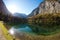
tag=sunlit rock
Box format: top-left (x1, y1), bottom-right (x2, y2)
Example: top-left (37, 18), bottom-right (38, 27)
top-left (28, 0), bottom-right (60, 17)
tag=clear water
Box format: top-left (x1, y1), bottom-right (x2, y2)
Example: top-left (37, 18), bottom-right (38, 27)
top-left (9, 24), bottom-right (34, 36)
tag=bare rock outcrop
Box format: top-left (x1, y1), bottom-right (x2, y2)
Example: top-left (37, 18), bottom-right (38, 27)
top-left (39, 0), bottom-right (60, 14)
top-left (28, 0), bottom-right (60, 17)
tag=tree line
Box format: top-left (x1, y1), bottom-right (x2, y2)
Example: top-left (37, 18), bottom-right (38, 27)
top-left (28, 13), bottom-right (60, 26)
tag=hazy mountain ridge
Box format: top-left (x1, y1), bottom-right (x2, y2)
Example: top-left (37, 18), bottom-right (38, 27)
top-left (13, 13), bottom-right (27, 18)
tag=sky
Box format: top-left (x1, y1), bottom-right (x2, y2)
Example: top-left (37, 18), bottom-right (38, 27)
top-left (3, 0), bottom-right (43, 15)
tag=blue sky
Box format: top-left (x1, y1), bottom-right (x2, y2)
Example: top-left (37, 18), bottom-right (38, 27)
top-left (3, 0), bottom-right (43, 15)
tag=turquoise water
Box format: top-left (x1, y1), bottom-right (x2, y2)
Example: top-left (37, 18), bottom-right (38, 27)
top-left (9, 24), bottom-right (34, 36)
top-left (9, 24), bottom-right (60, 37)
top-left (12, 24), bottom-right (32, 32)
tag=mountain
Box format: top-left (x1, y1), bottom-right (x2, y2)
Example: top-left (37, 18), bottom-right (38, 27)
top-left (28, 0), bottom-right (60, 35)
top-left (0, 0), bottom-right (27, 23)
top-left (28, 0), bottom-right (60, 17)
top-left (0, 0), bottom-right (12, 15)
top-left (0, 0), bottom-right (13, 22)
top-left (28, 7), bottom-right (39, 17)
top-left (13, 13), bottom-right (27, 18)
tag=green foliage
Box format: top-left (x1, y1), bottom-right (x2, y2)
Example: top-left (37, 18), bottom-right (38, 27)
top-left (28, 24), bottom-right (60, 35)
top-left (28, 13), bottom-right (60, 26)
top-left (0, 21), bottom-right (13, 40)
top-left (28, 13), bottom-right (60, 35)
top-left (0, 12), bottom-right (27, 24)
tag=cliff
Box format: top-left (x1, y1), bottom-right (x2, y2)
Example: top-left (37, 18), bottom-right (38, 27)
top-left (0, 0), bottom-right (12, 16)
top-left (28, 0), bottom-right (60, 17)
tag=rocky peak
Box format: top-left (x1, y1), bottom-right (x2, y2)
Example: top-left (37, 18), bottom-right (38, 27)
top-left (29, 0), bottom-right (60, 17)
top-left (39, 0), bottom-right (60, 14)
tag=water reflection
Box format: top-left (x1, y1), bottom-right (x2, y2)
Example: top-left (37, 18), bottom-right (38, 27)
top-left (8, 25), bottom-right (32, 39)
top-left (9, 27), bottom-right (15, 35)
top-left (18, 26), bottom-right (32, 32)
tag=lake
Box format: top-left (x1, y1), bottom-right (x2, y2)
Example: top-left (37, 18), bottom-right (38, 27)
top-left (8, 24), bottom-right (36, 39)
top-left (8, 24), bottom-right (60, 40)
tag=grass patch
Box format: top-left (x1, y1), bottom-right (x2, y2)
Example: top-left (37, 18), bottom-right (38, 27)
top-left (0, 21), bottom-right (13, 40)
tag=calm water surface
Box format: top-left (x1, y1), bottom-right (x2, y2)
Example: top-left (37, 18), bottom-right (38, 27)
top-left (9, 24), bottom-right (35, 39)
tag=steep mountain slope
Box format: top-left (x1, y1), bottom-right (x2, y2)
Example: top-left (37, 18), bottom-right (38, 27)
top-left (0, 0), bottom-right (13, 22)
top-left (28, 0), bottom-right (60, 17)
top-left (0, 0), bottom-right (27, 23)
top-left (0, 0), bottom-right (12, 15)
top-left (28, 7), bottom-right (39, 17)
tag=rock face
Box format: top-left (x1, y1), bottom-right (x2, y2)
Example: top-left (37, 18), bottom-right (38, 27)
top-left (28, 7), bottom-right (39, 17)
top-left (28, 0), bottom-right (60, 17)
top-left (39, 0), bottom-right (60, 14)
top-left (0, 0), bottom-right (11, 15)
